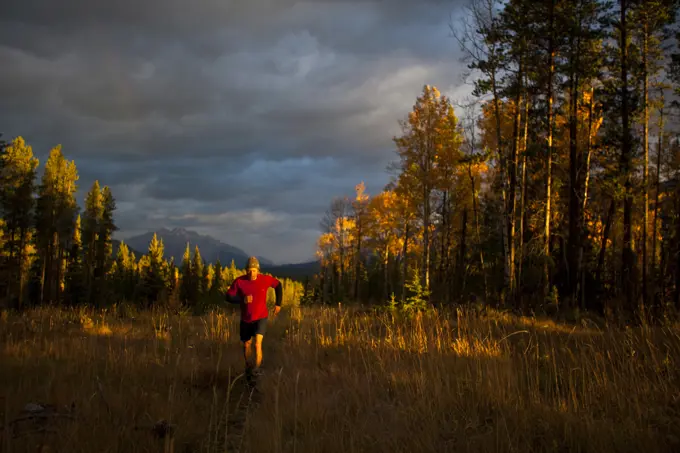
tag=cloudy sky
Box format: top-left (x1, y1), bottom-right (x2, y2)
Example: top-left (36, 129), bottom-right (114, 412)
top-left (1, 0), bottom-right (473, 264)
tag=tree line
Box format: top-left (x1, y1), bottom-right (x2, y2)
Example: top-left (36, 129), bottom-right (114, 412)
top-left (0, 136), bottom-right (303, 310)
top-left (314, 0), bottom-right (680, 320)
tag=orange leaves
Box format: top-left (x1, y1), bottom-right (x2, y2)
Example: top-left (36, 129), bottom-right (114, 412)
top-left (367, 190), bottom-right (405, 258)
top-left (316, 232), bottom-right (336, 264)
top-left (394, 84), bottom-right (465, 211)
top-left (585, 210), bottom-right (607, 249)
top-left (316, 215), bottom-right (357, 267)
top-left (355, 181), bottom-right (369, 204)
top-left (470, 161), bottom-right (489, 175)
top-left (316, 184), bottom-right (424, 268)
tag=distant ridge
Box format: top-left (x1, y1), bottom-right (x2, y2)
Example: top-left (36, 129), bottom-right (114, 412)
top-left (111, 239), bottom-right (144, 258)
top-left (122, 228), bottom-right (273, 266)
top-left (260, 260), bottom-right (321, 281)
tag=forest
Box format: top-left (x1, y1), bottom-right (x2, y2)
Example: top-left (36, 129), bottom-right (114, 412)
top-left (0, 136), bottom-right (304, 311)
top-left (315, 0), bottom-right (680, 323)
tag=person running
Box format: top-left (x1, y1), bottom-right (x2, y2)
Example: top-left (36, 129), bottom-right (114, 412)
top-left (225, 256), bottom-right (282, 376)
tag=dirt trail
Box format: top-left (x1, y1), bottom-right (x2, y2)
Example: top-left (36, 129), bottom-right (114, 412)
top-left (222, 312), bottom-right (286, 453)
top-left (220, 375), bottom-right (260, 453)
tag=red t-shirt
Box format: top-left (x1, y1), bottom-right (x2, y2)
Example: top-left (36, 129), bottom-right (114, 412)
top-left (226, 274), bottom-right (280, 322)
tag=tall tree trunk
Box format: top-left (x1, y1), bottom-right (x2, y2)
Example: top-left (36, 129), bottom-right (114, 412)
top-left (459, 208), bottom-right (468, 299)
top-left (508, 64), bottom-right (523, 307)
top-left (40, 240), bottom-right (48, 305)
top-left (544, 0), bottom-right (556, 302)
top-left (18, 226), bottom-right (27, 309)
top-left (383, 244), bottom-right (390, 301)
top-left (440, 191), bottom-right (448, 298)
top-left (339, 231), bottom-right (345, 301)
top-left (423, 191), bottom-right (431, 294)
top-left (597, 199), bottom-right (616, 287)
top-left (641, 23), bottom-right (649, 313)
top-left (321, 265), bottom-right (328, 304)
top-left (579, 87), bottom-right (595, 310)
top-left (6, 226), bottom-right (16, 304)
top-left (517, 92), bottom-right (529, 311)
top-left (568, 67), bottom-right (582, 310)
top-left (402, 223), bottom-right (410, 302)
top-left (620, 0), bottom-right (635, 313)
top-left (57, 244), bottom-right (64, 304)
top-left (659, 236), bottom-right (667, 309)
top-left (652, 98), bottom-right (664, 306)
top-left (446, 196), bottom-right (454, 302)
top-left (50, 232), bottom-right (59, 304)
top-left (491, 70), bottom-right (509, 307)
top-left (469, 166), bottom-right (488, 302)
top-left (675, 187), bottom-right (680, 310)
top-left (355, 222), bottom-right (362, 301)
top-left (422, 105), bottom-right (434, 296)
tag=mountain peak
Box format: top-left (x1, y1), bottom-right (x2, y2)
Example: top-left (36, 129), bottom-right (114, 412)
top-left (123, 228), bottom-right (274, 266)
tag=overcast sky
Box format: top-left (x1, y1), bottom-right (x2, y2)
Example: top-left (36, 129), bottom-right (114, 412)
top-left (1, 0), bottom-right (473, 264)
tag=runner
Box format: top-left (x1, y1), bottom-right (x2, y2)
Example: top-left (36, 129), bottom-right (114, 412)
top-left (225, 256), bottom-right (282, 377)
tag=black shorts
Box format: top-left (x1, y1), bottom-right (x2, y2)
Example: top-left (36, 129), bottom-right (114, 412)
top-left (240, 318), bottom-right (267, 342)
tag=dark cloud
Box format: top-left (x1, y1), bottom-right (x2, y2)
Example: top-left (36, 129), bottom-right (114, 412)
top-left (0, 0), bottom-right (469, 263)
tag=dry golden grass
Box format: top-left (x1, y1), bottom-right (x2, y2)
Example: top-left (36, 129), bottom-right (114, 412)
top-left (1, 304), bottom-right (679, 453)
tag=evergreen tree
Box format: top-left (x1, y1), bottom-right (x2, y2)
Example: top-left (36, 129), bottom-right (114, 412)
top-left (82, 181), bottom-right (102, 304)
top-left (34, 145), bottom-right (79, 305)
top-left (227, 259), bottom-right (238, 285)
top-left (137, 233), bottom-right (168, 307)
top-left (211, 259), bottom-right (224, 300)
top-left (203, 263), bottom-right (213, 304)
top-left (65, 215), bottom-right (85, 305)
top-left (192, 245), bottom-right (204, 298)
top-left (630, 0), bottom-right (677, 309)
top-left (559, 0), bottom-right (607, 309)
top-left (112, 241), bottom-right (136, 302)
top-left (179, 242), bottom-right (193, 304)
top-left (96, 186), bottom-right (117, 280)
top-left (0, 136), bottom-right (39, 308)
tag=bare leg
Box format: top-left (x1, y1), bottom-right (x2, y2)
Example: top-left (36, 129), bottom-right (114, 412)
top-left (243, 339), bottom-right (252, 369)
top-left (254, 334), bottom-right (264, 369)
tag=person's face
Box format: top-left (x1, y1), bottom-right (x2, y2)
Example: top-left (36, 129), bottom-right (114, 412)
top-left (247, 268), bottom-right (258, 280)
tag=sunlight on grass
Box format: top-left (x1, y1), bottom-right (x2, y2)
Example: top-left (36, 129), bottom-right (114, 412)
top-left (1, 305), bottom-right (679, 452)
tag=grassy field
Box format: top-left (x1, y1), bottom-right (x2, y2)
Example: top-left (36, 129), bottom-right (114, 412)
top-left (1, 304), bottom-right (679, 453)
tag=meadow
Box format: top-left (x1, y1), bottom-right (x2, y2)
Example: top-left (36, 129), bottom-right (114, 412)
top-left (1, 303), bottom-right (679, 453)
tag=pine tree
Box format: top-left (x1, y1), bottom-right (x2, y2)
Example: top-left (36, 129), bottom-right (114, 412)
top-left (82, 181), bottom-right (102, 304)
top-left (454, 0), bottom-right (512, 303)
top-left (112, 241), bottom-right (136, 302)
top-left (560, 0), bottom-right (607, 309)
top-left (203, 263), bottom-right (213, 302)
top-left (0, 136), bottom-right (39, 308)
top-left (96, 186), bottom-right (116, 279)
top-left (598, 0), bottom-right (643, 312)
top-left (211, 259), bottom-right (224, 299)
top-left (179, 242), bottom-right (192, 304)
top-left (34, 145), bottom-right (78, 305)
top-left (192, 245), bottom-right (204, 298)
top-left (228, 259), bottom-right (238, 284)
top-left (65, 215), bottom-right (85, 305)
top-left (138, 233), bottom-right (168, 307)
top-left (630, 0), bottom-right (677, 309)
